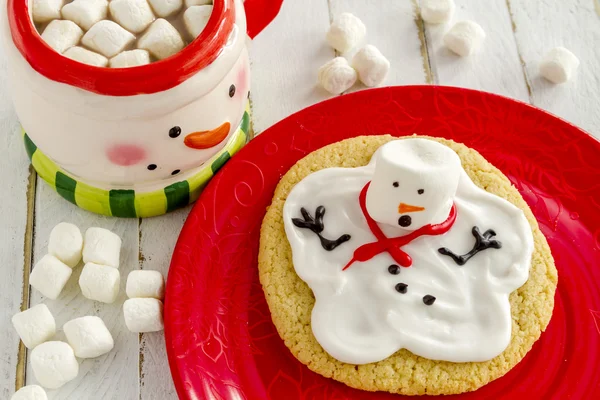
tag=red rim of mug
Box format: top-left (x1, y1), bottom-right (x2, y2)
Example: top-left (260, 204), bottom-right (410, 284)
top-left (6, 0), bottom-right (235, 96)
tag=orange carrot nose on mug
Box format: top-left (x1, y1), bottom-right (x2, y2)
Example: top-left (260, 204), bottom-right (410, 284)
top-left (3, 0), bottom-right (282, 217)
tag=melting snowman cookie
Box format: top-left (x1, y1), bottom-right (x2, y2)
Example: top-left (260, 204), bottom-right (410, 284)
top-left (283, 138), bottom-right (534, 365)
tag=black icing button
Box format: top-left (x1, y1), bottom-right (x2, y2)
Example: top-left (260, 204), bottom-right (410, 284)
top-left (423, 295), bottom-right (436, 305)
top-left (398, 215), bottom-right (412, 227)
top-left (388, 265), bottom-right (400, 275)
top-left (395, 283), bottom-right (408, 294)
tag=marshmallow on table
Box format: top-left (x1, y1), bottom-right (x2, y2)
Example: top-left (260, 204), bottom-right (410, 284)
top-left (110, 0), bottom-right (156, 34)
top-left (148, 0), bottom-right (183, 18)
top-left (41, 20), bottom-right (83, 54)
top-left (64, 46), bottom-right (109, 67)
top-left (183, 5), bottom-right (213, 39)
top-left (79, 262), bottom-right (121, 303)
top-left (126, 270), bottom-right (165, 299)
top-left (82, 227), bottom-right (122, 268)
top-left (318, 57), bottom-right (357, 95)
top-left (185, 0), bottom-right (211, 6)
top-left (82, 20), bottom-right (136, 58)
top-left (10, 385), bottom-right (47, 400)
top-left (30, 341), bottom-right (79, 390)
top-left (123, 298), bottom-right (164, 332)
top-left (11, 304), bottom-right (56, 349)
top-left (421, 0), bottom-right (455, 24)
top-left (30, 254), bottom-right (72, 300)
top-left (32, 0), bottom-right (64, 23)
top-left (443, 21), bottom-right (486, 57)
top-left (352, 44), bottom-right (390, 87)
top-left (48, 222), bottom-right (82, 268)
top-left (540, 47), bottom-right (579, 84)
top-left (326, 12), bottom-right (366, 54)
top-left (110, 49), bottom-right (151, 68)
top-left (61, 0), bottom-right (108, 31)
top-left (137, 18), bottom-right (185, 60)
top-left (63, 316), bottom-right (114, 358)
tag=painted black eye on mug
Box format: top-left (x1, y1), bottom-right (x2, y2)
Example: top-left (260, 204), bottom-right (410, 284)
top-left (392, 181), bottom-right (399, 187)
top-left (169, 126), bottom-right (181, 138)
top-left (229, 84), bottom-right (236, 98)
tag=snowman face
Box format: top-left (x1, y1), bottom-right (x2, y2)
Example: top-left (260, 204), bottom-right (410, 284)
top-left (365, 139), bottom-right (462, 231)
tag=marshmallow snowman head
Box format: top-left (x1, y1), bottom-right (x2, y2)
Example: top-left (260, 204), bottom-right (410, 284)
top-left (365, 139), bottom-right (462, 231)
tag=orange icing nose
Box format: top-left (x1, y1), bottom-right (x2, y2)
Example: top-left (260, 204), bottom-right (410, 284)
top-left (398, 203), bottom-right (425, 213)
top-left (184, 122), bottom-right (231, 150)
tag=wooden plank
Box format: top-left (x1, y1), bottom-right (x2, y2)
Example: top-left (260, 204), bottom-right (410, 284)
top-left (26, 183), bottom-right (140, 400)
top-left (329, 0), bottom-right (430, 89)
top-left (0, 55), bottom-right (36, 399)
top-left (138, 207), bottom-right (190, 400)
top-left (249, 0), bottom-right (333, 134)
top-left (421, 0), bottom-right (529, 101)
top-left (508, 0), bottom-right (600, 136)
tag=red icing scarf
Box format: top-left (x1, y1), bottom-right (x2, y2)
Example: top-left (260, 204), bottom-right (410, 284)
top-left (343, 182), bottom-right (457, 271)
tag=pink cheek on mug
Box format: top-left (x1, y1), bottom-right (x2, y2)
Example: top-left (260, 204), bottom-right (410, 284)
top-left (235, 66), bottom-right (248, 98)
top-left (106, 144), bottom-right (147, 166)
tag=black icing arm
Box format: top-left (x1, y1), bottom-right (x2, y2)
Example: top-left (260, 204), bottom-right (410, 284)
top-left (438, 226), bottom-right (502, 266)
top-left (292, 206), bottom-right (351, 251)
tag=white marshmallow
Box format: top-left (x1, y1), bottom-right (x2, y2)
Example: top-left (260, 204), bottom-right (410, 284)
top-left (79, 262), bottom-right (121, 303)
top-left (48, 222), bottom-right (82, 268)
top-left (30, 254), bottom-right (72, 300)
top-left (352, 44), bottom-right (390, 87)
top-left (82, 20), bottom-right (136, 58)
top-left (421, 0), bottom-right (455, 24)
top-left (82, 227), bottom-right (122, 268)
top-left (326, 12), bottom-right (366, 53)
top-left (366, 139), bottom-right (462, 231)
top-left (10, 385), bottom-right (47, 400)
top-left (184, 0), bottom-right (211, 6)
top-left (148, 0), bottom-right (182, 18)
top-left (63, 316), bottom-right (114, 358)
top-left (317, 57), bottom-right (357, 95)
top-left (123, 298), bottom-right (164, 332)
top-left (61, 0), bottom-right (108, 30)
top-left (443, 20), bottom-right (486, 57)
top-left (137, 18), bottom-right (185, 60)
top-left (40, 20), bottom-right (83, 54)
top-left (126, 270), bottom-right (165, 299)
top-left (11, 304), bottom-right (56, 349)
top-left (110, 49), bottom-right (151, 68)
top-left (183, 5), bottom-right (213, 39)
top-left (540, 47), bottom-right (579, 84)
top-left (30, 341), bottom-right (79, 390)
top-left (64, 46), bottom-right (109, 67)
top-left (32, 0), bottom-right (64, 23)
top-left (110, 0), bottom-right (156, 34)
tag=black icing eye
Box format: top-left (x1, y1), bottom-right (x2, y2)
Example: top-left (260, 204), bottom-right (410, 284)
top-left (171, 169), bottom-right (180, 176)
top-left (418, 189), bottom-right (424, 194)
top-left (229, 84), bottom-right (236, 98)
top-left (169, 126), bottom-right (181, 138)
top-left (147, 164), bottom-right (157, 170)
top-left (392, 181), bottom-right (399, 188)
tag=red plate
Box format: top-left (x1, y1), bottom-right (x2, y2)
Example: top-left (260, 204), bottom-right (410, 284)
top-left (165, 86), bottom-right (600, 400)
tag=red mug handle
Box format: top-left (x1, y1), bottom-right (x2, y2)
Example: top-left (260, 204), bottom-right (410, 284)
top-left (244, 0), bottom-right (283, 39)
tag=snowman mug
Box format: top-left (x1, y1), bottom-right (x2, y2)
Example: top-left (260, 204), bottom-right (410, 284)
top-left (3, 0), bottom-right (282, 217)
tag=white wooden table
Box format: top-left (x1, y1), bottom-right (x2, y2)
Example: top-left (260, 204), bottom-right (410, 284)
top-left (2, 1), bottom-right (599, 399)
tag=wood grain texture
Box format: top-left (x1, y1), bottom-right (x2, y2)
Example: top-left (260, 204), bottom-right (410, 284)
top-left (249, 0), bottom-right (333, 134)
top-left (0, 50), bottom-right (34, 400)
top-left (25, 184), bottom-right (140, 400)
top-left (329, 0), bottom-right (429, 90)
top-left (508, 0), bottom-right (600, 137)
top-left (421, 0), bottom-right (529, 101)
top-left (138, 207), bottom-right (190, 400)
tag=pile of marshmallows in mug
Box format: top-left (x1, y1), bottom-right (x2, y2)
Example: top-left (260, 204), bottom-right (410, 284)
top-left (33, 0), bottom-right (214, 67)
top-left (10, 223), bottom-right (164, 400)
top-left (319, 0), bottom-right (579, 94)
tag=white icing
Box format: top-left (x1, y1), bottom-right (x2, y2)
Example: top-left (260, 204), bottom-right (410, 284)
top-left (283, 139), bottom-right (533, 364)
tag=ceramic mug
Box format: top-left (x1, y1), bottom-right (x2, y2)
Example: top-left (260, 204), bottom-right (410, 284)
top-left (3, 0), bottom-right (282, 217)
